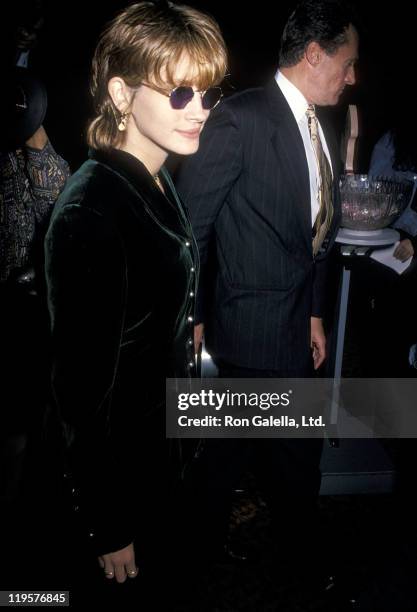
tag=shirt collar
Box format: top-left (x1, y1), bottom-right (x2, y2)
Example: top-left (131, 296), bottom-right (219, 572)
top-left (275, 70), bottom-right (309, 123)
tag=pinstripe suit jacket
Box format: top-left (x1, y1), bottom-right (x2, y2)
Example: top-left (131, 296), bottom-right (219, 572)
top-left (176, 80), bottom-right (341, 374)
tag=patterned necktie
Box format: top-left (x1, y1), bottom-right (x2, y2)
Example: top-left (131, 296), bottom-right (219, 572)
top-left (306, 104), bottom-right (333, 255)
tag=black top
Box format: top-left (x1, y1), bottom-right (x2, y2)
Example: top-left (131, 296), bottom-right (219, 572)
top-left (45, 148), bottom-right (198, 554)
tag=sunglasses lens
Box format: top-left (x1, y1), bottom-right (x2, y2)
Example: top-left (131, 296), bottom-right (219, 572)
top-left (170, 86), bottom-right (194, 110)
top-left (202, 87), bottom-right (222, 110)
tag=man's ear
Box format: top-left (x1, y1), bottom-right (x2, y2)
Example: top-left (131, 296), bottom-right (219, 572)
top-left (108, 77), bottom-right (132, 113)
top-left (305, 41), bottom-right (322, 67)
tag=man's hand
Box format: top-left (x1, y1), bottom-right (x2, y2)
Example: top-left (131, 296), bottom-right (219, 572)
top-left (98, 542), bottom-right (138, 583)
top-left (393, 238), bottom-right (414, 262)
top-left (194, 323), bottom-right (204, 353)
top-left (311, 316), bottom-right (326, 370)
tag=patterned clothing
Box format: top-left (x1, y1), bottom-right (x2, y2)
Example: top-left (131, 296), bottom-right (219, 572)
top-left (0, 141), bottom-right (70, 282)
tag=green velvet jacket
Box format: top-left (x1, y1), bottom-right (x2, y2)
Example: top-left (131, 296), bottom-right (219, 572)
top-left (44, 148), bottom-right (199, 554)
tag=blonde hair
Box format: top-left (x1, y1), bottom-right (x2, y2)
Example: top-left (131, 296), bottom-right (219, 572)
top-left (87, 1), bottom-right (228, 151)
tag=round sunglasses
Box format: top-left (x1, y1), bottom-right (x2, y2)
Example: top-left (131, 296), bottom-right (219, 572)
top-left (141, 83), bottom-right (223, 110)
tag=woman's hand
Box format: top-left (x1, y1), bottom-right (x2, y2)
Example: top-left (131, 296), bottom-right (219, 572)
top-left (98, 542), bottom-right (138, 583)
top-left (393, 238), bottom-right (414, 262)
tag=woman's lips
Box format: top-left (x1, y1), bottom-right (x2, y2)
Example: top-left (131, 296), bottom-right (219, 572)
top-left (176, 129), bottom-right (201, 139)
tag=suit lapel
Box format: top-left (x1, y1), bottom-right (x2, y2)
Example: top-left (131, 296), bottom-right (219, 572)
top-left (265, 81), bottom-right (312, 249)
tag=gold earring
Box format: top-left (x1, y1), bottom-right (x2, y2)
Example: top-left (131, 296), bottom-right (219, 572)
top-left (118, 112), bottom-right (128, 131)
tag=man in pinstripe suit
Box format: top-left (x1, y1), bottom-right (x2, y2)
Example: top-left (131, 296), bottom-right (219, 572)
top-left (176, 0), bottom-right (359, 579)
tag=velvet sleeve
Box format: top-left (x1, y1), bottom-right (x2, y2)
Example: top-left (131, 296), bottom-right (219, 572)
top-left (45, 203), bottom-right (135, 554)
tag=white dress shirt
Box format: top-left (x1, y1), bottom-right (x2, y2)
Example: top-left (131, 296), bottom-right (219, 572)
top-left (275, 70), bottom-right (333, 226)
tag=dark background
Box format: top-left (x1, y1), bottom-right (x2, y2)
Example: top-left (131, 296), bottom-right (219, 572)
top-left (1, 4), bottom-right (417, 607)
top-left (1, 0), bottom-right (415, 171)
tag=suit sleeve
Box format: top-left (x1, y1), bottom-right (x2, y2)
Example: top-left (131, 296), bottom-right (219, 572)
top-left (175, 103), bottom-right (243, 323)
top-left (45, 204), bottom-right (134, 554)
top-left (368, 133), bottom-right (395, 176)
top-left (311, 258), bottom-right (327, 317)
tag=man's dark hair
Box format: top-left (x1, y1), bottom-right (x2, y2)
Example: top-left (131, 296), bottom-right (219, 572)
top-left (279, 0), bottom-right (357, 68)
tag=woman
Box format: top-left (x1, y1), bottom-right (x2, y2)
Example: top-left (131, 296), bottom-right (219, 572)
top-left (44, 0), bottom-right (227, 592)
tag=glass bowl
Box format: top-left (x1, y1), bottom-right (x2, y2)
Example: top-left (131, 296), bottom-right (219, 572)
top-left (339, 174), bottom-right (413, 231)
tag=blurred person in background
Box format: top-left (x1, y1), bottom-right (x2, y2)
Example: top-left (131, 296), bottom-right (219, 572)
top-left (0, 66), bottom-right (69, 510)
